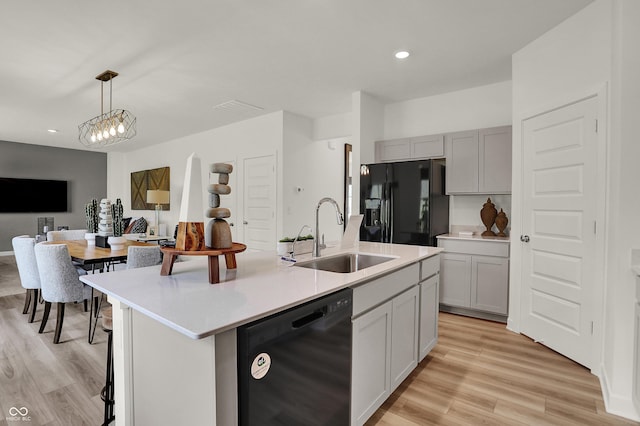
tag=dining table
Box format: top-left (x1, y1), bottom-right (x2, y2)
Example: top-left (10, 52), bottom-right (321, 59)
top-left (45, 238), bottom-right (155, 271)
top-left (43, 238), bottom-right (156, 343)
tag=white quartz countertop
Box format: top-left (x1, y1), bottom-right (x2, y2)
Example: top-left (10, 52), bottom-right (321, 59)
top-left (437, 233), bottom-right (510, 242)
top-left (80, 242), bottom-right (442, 340)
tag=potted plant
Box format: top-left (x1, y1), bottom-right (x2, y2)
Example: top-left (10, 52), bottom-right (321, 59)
top-left (84, 199), bottom-right (99, 245)
top-left (277, 234), bottom-right (314, 256)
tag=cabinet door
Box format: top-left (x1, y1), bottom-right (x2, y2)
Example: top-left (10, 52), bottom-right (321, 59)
top-left (390, 286), bottom-right (419, 391)
top-left (419, 275), bottom-right (439, 361)
top-left (411, 134), bottom-right (444, 159)
top-left (440, 253), bottom-right (472, 307)
top-left (352, 301), bottom-right (392, 426)
top-left (479, 126), bottom-right (512, 193)
top-left (445, 130), bottom-right (479, 193)
top-left (471, 255), bottom-right (509, 314)
top-left (375, 139), bottom-right (411, 162)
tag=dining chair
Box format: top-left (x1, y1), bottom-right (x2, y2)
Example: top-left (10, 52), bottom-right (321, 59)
top-left (126, 245), bottom-right (163, 269)
top-left (11, 235), bottom-right (41, 323)
top-left (46, 229), bottom-right (88, 242)
top-left (47, 228), bottom-right (105, 273)
top-left (34, 243), bottom-right (92, 344)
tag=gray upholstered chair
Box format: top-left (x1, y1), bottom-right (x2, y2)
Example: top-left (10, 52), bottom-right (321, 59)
top-left (11, 235), bottom-right (42, 323)
top-left (47, 229), bottom-right (88, 241)
top-left (34, 243), bottom-right (92, 344)
top-left (47, 228), bottom-right (104, 273)
top-left (126, 245), bottom-right (162, 269)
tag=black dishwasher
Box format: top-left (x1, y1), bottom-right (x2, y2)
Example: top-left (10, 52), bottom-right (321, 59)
top-left (237, 288), bottom-right (352, 426)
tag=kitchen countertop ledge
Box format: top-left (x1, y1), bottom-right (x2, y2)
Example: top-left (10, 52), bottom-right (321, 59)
top-left (437, 233), bottom-right (510, 242)
top-left (80, 242), bottom-right (441, 340)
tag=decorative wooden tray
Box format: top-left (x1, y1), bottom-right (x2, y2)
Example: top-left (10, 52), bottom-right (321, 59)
top-left (160, 242), bottom-right (247, 284)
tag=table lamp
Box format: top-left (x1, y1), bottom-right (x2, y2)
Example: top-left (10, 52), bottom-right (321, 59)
top-left (147, 190), bottom-right (170, 235)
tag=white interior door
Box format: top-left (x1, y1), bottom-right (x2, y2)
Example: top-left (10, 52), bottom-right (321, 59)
top-left (520, 96), bottom-right (598, 368)
top-left (210, 160), bottom-right (237, 242)
top-left (243, 155), bottom-right (276, 251)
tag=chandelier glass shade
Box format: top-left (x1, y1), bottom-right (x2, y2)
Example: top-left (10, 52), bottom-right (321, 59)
top-left (78, 70), bottom-right (136, 148)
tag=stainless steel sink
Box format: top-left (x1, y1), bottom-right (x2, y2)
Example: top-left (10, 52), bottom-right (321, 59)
top-left (294, 253), bottom-right (394, 273)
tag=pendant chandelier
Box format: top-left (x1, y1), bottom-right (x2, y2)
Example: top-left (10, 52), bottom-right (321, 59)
top-left (78, 70), bottom-right (136, 148)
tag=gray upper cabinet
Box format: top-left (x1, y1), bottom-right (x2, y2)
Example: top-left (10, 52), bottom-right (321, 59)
top-left (375, 134), bottom-right (444, 162)
top-left (479, 126), bottom-right (512, 193)
top-left (445, 125), bottom-right (512, 194)
top-left (445, 130), bottom-right (479, 193)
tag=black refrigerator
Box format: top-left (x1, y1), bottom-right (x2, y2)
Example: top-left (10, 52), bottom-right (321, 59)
top-left (360, 159), bottom-right (449, 246)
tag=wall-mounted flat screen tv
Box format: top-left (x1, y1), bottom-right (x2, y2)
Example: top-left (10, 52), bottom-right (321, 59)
top-left (0, 177), bottom-right (68, 213)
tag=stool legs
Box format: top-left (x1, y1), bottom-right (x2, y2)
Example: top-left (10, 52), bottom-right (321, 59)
top-left (102, 329), bottom-right (115, 425)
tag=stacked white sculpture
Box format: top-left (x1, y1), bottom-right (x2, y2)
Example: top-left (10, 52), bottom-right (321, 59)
top-left (98, 199), bottom-right (113, 237)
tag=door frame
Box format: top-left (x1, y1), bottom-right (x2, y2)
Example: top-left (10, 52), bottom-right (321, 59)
top-left (509, 85), bottom-right (608, 374)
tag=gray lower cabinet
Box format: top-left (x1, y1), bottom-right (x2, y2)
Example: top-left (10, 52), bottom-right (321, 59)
top-left (352, 300), bottom-right (393, 426)
top-left (438, 238), bottom-right (509, 320)
top-left (390, 286), bottom-right (420, 390)
top-left (440, 253), bottom-right (472, 307)
top-left (351, 257), bottom-right (439, 426)
top-left (419, 274), bottom-right (439, 361)
top-left (351, 287), bottom-right (419, 426)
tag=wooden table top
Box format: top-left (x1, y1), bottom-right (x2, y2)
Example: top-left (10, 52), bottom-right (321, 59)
top-left (44, 239), bottom-right (154, 264)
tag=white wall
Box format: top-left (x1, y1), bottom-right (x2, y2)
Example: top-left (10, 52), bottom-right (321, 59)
top-left (383, 81), bottom-right (512, 140)
top-left (282, 112), bottom-right (347, 244)
top-left (313, 112), bottom-right (351, 141)
top-left (107, 111), bottom-right (285, 247)
top-left (512, 0), bottom-right (639, 420)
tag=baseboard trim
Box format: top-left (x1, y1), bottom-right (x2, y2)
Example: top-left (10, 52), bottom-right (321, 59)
top-left (600, 365), bottom-right (640, 422)
top-left (0, 251), bottom-right (14, 257)
top-left (439, 305), bottom-right (507, 323)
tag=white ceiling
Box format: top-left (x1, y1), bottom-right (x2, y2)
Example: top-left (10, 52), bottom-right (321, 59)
top-left (0, 0), bottom-right (592, 153)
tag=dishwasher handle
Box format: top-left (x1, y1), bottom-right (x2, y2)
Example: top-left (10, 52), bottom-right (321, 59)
top-left (291, 309), bottom-right (325, 329)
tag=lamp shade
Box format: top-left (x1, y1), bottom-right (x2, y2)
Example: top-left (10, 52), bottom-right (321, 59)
top-left (147, 190), bottom-right (170, 205)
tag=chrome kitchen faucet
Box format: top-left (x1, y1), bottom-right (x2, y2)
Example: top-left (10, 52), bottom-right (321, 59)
top-left (313, 197), bottom-right (344, 257)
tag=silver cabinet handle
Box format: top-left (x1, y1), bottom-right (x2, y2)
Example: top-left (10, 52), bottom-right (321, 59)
top-left (520, 235), bottom-right (530, 243)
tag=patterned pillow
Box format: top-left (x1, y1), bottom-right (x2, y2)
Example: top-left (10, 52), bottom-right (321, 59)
top-left (129, 217), bottom-right (148, 234)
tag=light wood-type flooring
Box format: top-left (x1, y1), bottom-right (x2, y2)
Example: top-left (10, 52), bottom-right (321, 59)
top-left (1, 254), bottom-right (638, 425)
top-left (367, 313), bottom-right (638, 426)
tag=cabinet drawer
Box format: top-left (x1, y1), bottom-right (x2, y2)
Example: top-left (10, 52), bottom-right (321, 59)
top-left (352, 263), bottom-right (420, 317)
top-left (438, 238), bottom-right (509, 257)
top-left (421, 255), bottom-right (440, 280)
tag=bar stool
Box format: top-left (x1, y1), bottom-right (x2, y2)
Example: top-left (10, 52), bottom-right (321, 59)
top-left (101, 306), bottom-right (115, 425)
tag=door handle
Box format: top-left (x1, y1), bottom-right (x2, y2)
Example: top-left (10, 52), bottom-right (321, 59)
top-left (520, 235), bottom-right (530, 243)
top-left (243, 220), bottom-right (248, 225)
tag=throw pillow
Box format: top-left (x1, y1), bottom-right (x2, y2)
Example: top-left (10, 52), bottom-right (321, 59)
top-left (129, 217), bottom-right (148, 234)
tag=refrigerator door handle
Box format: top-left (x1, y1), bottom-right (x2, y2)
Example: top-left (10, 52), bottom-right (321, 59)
top-left (389, 185), bottom-right (394, 243)
top-left (380, 197), bottom-right (387, 243)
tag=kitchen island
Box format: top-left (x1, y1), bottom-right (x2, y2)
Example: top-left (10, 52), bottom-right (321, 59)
top-left (80, 241), bottom-right (442, 425)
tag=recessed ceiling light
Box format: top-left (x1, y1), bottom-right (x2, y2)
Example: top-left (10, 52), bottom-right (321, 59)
top-left (47, 129), bottom-right (59, 133)
top-left (395, 51), bottom-right (410, 59)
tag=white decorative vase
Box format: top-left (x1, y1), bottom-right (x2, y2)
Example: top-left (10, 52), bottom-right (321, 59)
top-left (85, 232), bottom-right (97, 246)
top-left (108, 236), bottom-right (126, 251)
